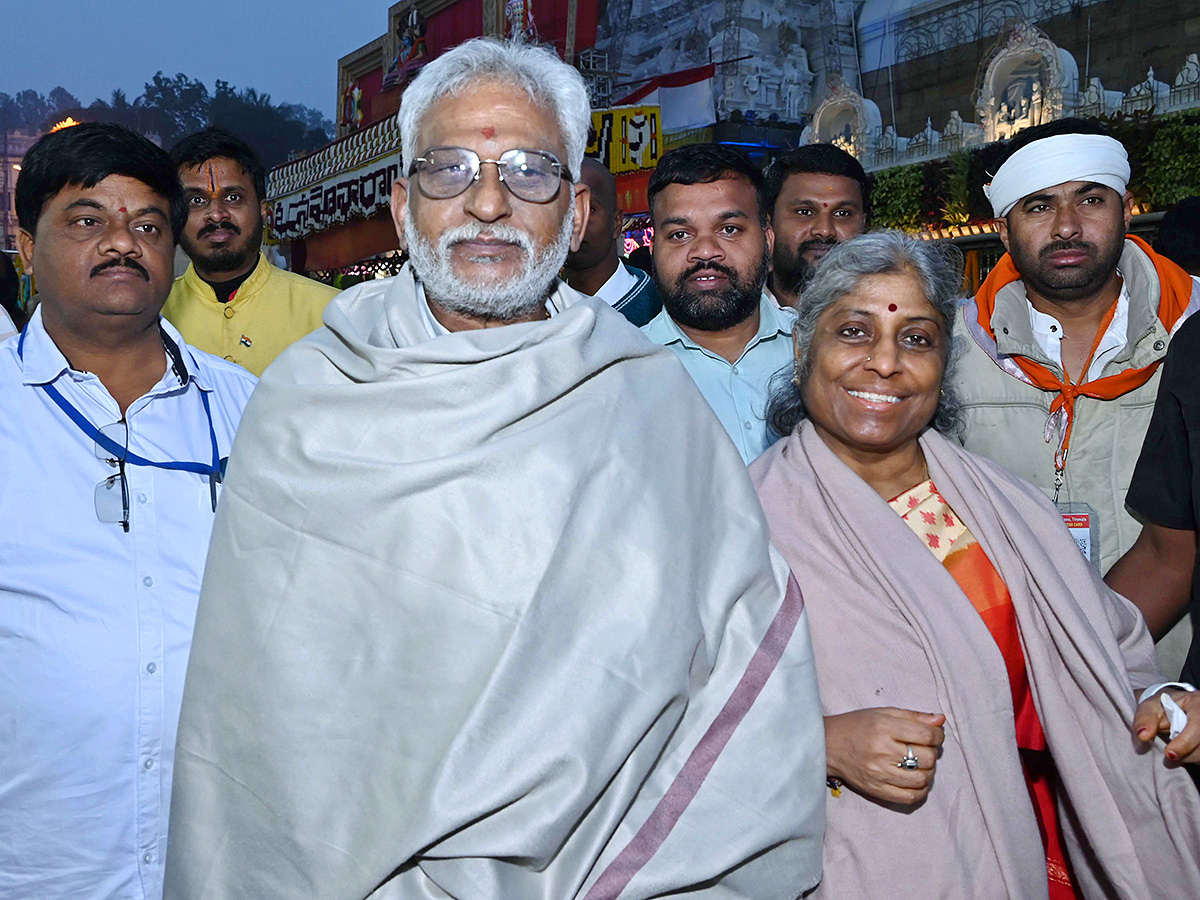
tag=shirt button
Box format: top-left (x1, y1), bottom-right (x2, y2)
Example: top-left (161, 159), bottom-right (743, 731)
top-left (1002, 327), bottom-right (1009, 335)
top-left (744, 421), bottom-right (753, 429)
top-left (223, 307), bottom-right (235, 319)
top-left (146, 661), bottom-right (157, 674)
top-left (1049, 325), bottom-right (1058, 333)
top-left (143, 576), bottom-right (154, 587)
top-left (144, 758), bottom-right (154, 770)
top-left (1154, 339), bottom-right (1166, 351)
top-left (731, 365), bottom-right (740, 374)
top-left (137, 492), bottom-right (148, 504)
top-left (143, 852), bottom-right (152, 864)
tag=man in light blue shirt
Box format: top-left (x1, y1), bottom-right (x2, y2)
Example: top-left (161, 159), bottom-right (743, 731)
top-left (642, 144), bottom-right (796, 463)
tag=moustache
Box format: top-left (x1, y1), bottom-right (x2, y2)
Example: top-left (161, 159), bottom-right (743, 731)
top-left (91, 258), bottom-right (149, 280)
top-left (443, 222), bottom-right (534, 255)
top-left (197, 222), bottom-right (241, 239)
top-left (798, 237), bottom-right (838, 253)
top-left (1039, 239), bottom-right (1095, 259)
top-left (680, 261), bottom-right (739, 285)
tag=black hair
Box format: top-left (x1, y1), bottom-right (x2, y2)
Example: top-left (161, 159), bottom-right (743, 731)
top-left (16, 123), bottom-right (187, 242)
top-left (0, 252), bottom-right (24, 331)
top-left (648, 143), bottom-right (767, 225)
top-left (1155, 196), bottom-right (1200, 270)
top-left (764, 144), bottom-right (872, 224)
top-left (994, 117), bottom-right (1112, 170)
top-left (169, 127), bottom-right (267, 204)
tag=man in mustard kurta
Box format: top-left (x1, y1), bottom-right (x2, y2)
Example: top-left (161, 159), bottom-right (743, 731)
top-left (162, 128), bottom-right (337, 376)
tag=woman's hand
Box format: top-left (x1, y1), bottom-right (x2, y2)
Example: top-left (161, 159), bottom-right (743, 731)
top-left (825, 707), bottom-right (946, 806)
top-left (1132, 689), bottom-right (1200, 765)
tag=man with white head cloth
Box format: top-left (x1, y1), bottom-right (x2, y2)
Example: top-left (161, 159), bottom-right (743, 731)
top-left (953, 118), bottom-right (1200, 678)
top-left (163, 38), bottom-right (826, 900)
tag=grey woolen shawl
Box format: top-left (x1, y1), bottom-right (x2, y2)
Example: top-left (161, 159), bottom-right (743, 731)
top-left (751, 421), bottom-right (1200, 900)
top-left (163, 265), bottom-right (826, 900)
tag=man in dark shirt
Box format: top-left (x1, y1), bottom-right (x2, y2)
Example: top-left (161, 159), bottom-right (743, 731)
top-left (1109, 313), bottom-right (1200, 684)
top-left (561, 158), bottom-right (660, 326)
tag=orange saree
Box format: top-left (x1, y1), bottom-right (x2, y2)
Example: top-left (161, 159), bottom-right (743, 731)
top-left (890, 480), bottom-right (1082, 900)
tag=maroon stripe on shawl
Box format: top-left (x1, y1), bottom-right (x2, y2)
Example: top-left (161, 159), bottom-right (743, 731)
top-left (582, 576), bottom-right (805, 900)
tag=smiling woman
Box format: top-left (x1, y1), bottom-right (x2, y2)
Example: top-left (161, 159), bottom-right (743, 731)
top-left (767, 229), bottom-right (963, 473)
top-left (751, 230), bottom-right (1200, 899)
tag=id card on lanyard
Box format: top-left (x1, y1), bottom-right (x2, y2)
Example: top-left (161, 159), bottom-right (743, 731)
top-left (1057, 500), bottom-right (1101, 572)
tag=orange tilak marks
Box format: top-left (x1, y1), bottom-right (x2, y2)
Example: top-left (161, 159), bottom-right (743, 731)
top-left (481, 126), bottom-right (495, 139)
top-left (206, 162), bottom-right (217, 193)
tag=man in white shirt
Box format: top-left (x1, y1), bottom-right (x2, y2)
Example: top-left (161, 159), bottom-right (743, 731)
top-left (0, 122), bottom-right (256, 900)
top-left (562, 157), bottom-right (660, 325)
top-left (164, 38), bottom-right (825, 900)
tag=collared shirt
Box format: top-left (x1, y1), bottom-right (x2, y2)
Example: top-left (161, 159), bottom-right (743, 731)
top-left (586, 261), bottom-right (661, 327)
top-left (0, 308), bottom-right (256, 900)
top-left (1026, 277), bottom-right (1130, 383)
top-left (592, 259), bottom-right (638, 307)
top-left (642, 294), bottom-right (796, 463)
top-left (161, 252), bottom-right (338, 376)
top-left (0, 305), bottom-right (15, 341)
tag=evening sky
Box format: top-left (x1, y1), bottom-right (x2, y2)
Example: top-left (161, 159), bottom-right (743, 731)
top-left (0, 0), bottom-right (392, 119)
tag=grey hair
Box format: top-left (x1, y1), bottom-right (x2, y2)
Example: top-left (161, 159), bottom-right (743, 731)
top-left (397, 38), bottom-right (591, 180)
top-left (767, 230), bottom-right (966, 440)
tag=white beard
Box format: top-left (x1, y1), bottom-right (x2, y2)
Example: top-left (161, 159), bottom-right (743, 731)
top-left (403, 203), bottom-right (575, 320)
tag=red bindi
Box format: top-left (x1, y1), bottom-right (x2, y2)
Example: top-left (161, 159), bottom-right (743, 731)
top-left (118, 207), bottom-right (127, 213)
top-left (481, 126), bottom-right (496, 139)
top-left (888, 303), bottom-right (898, 312)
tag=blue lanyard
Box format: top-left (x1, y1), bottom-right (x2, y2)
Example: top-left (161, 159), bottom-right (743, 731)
top-left (18, 327), bottom-right (221, 480)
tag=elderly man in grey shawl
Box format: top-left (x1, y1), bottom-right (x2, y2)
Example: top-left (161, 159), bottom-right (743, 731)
top-left (163, 38), bottom-right (826, 900)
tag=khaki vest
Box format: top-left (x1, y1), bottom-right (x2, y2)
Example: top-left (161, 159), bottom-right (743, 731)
top-left (952, 240), bottom-right (1198, 573)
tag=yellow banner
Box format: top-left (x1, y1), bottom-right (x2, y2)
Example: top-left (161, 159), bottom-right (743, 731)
top-left (588, 105), bottom-right (661, 174)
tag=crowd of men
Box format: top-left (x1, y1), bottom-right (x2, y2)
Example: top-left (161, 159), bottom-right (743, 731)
top-left (1, 34), bottom-right (1199, 900)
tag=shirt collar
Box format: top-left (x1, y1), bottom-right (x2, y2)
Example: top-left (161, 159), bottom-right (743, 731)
top-left (592, 261), bottom-right (639, 305)
top-left (644, 292), bottom-right (792, 351)
top-left (18, 304), bottom-right (214, 392)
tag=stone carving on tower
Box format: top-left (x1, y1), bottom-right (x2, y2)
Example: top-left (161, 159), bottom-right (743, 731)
top-left (594, 1), bottom-right (821, 124)
top-left (975, 21), bottom-right (1078, 143)
top-left (1124, 67), bottom-right (1172, 113)
top-left (807, 74), bottom-right (882, 159)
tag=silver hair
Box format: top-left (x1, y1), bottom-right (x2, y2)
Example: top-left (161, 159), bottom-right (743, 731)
top-left (397, 38), bottom-right (591, 179)
top-left (767, 230), bottom-right (966, 439)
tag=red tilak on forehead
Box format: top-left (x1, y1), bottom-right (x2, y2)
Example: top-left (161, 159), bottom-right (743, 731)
top-left (206, 162), bottom-right (217, 193)
top-left (888, 303), bottom-right (898, 312)
top-left (119, 207), bottom-right (127, 213)
top-left (481, 126), bottom-right (496, 139)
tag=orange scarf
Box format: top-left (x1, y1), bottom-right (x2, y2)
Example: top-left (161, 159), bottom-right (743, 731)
top-left (975, 235), bottom-right (1194, 468)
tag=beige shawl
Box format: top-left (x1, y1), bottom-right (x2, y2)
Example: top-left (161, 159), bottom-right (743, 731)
top-left (752, 421), bottom-right (1200, 899)
top-left (163, 265), bottom-right (826, 899)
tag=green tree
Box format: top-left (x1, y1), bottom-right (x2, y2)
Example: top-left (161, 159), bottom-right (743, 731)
top-left (141, 72), bottom-right (210, 143)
